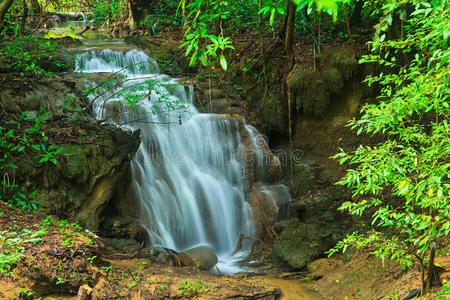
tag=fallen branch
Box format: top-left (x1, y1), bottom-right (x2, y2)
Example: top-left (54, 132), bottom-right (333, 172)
top-left (232, 234), bottom-right (258, 255)
top-left (76, 25), bottom-right (90, 37)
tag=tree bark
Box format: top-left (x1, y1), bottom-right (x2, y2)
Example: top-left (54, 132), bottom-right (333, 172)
top-left (0, 0), bottom-right (15, 29)
top-left (76, 25), bottom-right (91, 36)
top-left (125, 0), bottom-right (154, 26)
top-left (284, 0), bottom-right (296, 57)
top-left (425, 247), bottom-right (436, 293)
top-left (343, 3), bottom-right (357, 56)
top-left (259, 0), bottom-right (266, 66)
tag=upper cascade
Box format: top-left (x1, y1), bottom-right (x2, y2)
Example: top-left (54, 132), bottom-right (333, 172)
top-left (76, 49), bottom-right (160, 75)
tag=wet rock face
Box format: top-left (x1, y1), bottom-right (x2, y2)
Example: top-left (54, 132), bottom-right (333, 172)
top-left (247, 184), bottom-right (292, 241)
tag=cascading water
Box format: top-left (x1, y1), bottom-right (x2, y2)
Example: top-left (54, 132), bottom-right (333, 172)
top-left (76, 47), bottom-right (272, 273)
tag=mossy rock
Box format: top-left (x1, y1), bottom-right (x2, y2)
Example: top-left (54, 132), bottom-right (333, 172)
top-left (285, 163), bottom-right (315, 198)
top-left (325, 68), bottom-right (344, 95)
top-left (287, 66), bottom-right (330, 118)
top-left (324, 51), bottom-right (358, 80)
top-left (1, 79), bottom-right (141, 230)
top-left (61, 144), bottom-right (89, 180)
top-left (259, 93), bottom-right (288, 136)
top-left (271, 218), bottom-right (338, 271)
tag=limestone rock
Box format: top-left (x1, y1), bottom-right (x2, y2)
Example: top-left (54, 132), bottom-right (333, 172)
top-left (0, 79), bottom-right (141, 230)
top-left (271, 218), bottom-right (338, 271)
top-left (271, 187), bottom-right (345, 271)
top-left (178, 245), bottom-right (218, 271)
top-left (247, 184), bottom-right (291, 241)
top-left (76, 284), bottom-right (92, 300)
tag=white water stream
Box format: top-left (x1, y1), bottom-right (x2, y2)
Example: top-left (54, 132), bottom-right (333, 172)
top-left (76, 48), bottom-right (272, 273)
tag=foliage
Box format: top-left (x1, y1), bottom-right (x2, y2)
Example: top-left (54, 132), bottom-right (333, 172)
top-left (177, 277), bottom-right (207, 296)
top-left (1, 110), bottom-right (62, 210)
top-left (80, 61), bottom-right (191, 124)
top-left (90, 0), bottom-right (127, 27)
top-left (0, 35), bottom-right (62, 80)
top-left (179, 0), bottom-right (235, 70)
top-left (328, 0), bottom-right (449, 292)
top-left (0, 214), bottom-right (93, 276)
top-left (178, 0), bottom-right (351, 70)
top-left (0, 229), bottom-right (44, 274)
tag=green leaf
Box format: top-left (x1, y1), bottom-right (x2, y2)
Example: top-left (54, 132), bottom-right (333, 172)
top-left (199, 52), bottom-right (208, 67)
top-left (220, 55), bottom-right (228, 71)
top-left (269, 8), bottom-right (275, 26)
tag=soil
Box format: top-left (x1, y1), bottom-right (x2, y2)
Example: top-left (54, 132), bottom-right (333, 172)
top-left (310, 252), bottom-right (450, 300)
top-left (0, 202), bottom-right (280, 299)
top-left (261, 277), bottom-right (324, 300)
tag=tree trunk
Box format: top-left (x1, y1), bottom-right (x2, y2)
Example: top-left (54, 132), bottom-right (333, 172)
top-left (419, 258), bottom-right (426, 294)
top-left (125, 0), bottom-right (154, 26)
top-left (343, 3), bottom-right (357, 56)
top-left (0, 0), bottom-right (15, 29)
top-left (284, 0), bottom-right (296, 57)
top-left (125, 0), bottom-right (135, 26)
top-left (259, 0), bottom-right (266, 64)
top-left (425, 247), bottom-right (436, 293)
top-left (279, 1), bottom-right (288, 40)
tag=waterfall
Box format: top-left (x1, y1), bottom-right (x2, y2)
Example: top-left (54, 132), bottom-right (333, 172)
top-left (76, 48), bottom-right (269, 272)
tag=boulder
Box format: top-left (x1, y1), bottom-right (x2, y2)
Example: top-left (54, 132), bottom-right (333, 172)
top-left (178, 245), bottom-right (218, 271)
top-left (271, 216), bottom-right (341, 271)
top-left (101, 217), bottom-right (148, 245)
top-left (141, 246), bottom-right (170, 264)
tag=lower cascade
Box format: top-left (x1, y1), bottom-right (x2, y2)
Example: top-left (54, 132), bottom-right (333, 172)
top-left (76, 46), bottom-right (280, 273)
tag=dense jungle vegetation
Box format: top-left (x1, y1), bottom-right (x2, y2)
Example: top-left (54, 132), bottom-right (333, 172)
top-left (0, 0), bottom-right (449, 298)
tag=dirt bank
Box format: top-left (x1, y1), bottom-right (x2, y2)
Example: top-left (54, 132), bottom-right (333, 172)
top-left (0, 202), bottom-right (280, 299)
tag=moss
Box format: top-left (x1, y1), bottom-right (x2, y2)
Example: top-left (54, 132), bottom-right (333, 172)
top-left (325, 68), bottom-right (344, 95)
top-left (293, 164), bottom-right (315, 196)
top-left (259, 93), bottom-right (288, 136)
top-left (61, 144), bottom-right (88, 180)
top-left (324, 51), bottom-right (358, 80)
